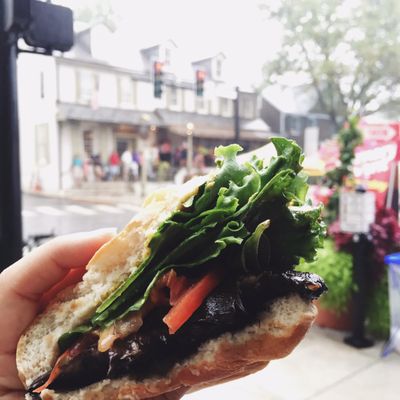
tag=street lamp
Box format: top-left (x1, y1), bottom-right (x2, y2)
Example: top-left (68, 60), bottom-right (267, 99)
top-left (186, 122), bottom-right (194, 175)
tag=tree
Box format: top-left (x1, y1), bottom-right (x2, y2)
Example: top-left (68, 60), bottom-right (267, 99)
top-left (324, 117), bottom-right (363, 223)
top-left (260, 0), bottom-right (400, 130)
top-left (72, 0), bottom-right (119, 30)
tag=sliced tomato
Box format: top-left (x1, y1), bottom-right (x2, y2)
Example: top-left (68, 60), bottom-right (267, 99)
top-left (163, 269), bottom-right (223, 334)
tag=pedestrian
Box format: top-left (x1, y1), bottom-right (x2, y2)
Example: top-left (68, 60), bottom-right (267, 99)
top-left (71, 154), bottom-right (84, 188)
top-left (83, 152), bottom-right (95, 182)
top-left (0, 230), bottom-right (187, 400)
top-left (108, 149), bottom-right (121, 181)
top-left (121, 147), bottom-right (133, 183)
top-left (92, 154), bottom-right (104, 181)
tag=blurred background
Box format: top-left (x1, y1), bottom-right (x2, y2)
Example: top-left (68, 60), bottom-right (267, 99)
top-left (1, 0), bottom-right (400, 398)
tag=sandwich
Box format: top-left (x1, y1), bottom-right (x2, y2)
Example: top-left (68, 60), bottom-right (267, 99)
top-left (17, 138), bottom-right (327, 400)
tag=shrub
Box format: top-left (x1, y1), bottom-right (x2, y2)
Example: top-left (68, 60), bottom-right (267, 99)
top-left (297, 239), bottom-right (354, 314)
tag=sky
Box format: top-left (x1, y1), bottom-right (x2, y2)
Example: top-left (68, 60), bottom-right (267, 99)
top-left (56, 0), bottom-right (282, 88)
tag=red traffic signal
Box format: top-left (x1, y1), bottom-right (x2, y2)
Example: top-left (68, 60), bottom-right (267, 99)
top-left (153, 61), bottom-right (164, 98)
top-left (196, 70), bottom-right (205, 97)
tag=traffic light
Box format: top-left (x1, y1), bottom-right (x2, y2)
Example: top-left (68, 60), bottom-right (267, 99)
top-left (153, 61), bottom-right (163, 98)
top-left (196, 69), bottom-right (205, 97)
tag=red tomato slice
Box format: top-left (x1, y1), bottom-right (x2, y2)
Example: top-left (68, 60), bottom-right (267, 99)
top-left (163, 269), bottom-right (222, 334)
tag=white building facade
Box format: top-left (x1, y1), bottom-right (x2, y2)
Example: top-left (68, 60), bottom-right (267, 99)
top-left (18, 27), bottom-right (270, 192)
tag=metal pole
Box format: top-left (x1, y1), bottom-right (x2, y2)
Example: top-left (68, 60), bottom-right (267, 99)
top-left (234, 86), bottom-right (240, 144)
top-left (0, 29), bottom-right (23, 270)
top-left (187, 131), bottom-right (193, 175)
top-left (344, 233), bottom-right (374, 348)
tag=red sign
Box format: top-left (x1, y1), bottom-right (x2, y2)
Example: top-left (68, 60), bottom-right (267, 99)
top-left (355, 121), bottom-right (400, 206)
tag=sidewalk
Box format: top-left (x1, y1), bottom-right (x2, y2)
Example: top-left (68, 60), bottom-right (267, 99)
top-left (26, 180), bottom-right (175, 207)
top-left (185, 325), bottom-right (399, 400)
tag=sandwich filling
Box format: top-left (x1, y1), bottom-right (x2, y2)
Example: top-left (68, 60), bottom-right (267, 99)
top-left (29, 138), bottom-right (327, 394)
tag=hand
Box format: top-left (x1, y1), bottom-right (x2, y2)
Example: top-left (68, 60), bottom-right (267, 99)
top-left (0, 230), bottom-right (116, 400)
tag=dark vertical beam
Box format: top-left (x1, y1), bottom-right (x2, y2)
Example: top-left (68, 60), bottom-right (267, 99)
top-left (344, 233), bottom-right (374, 348)
top-left (0, 29), bottom-right (23, 270)
top-left (234, 86), bottom-right (240, 144)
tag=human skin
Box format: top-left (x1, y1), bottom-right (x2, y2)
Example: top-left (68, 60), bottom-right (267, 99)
top-left (0, 230), bottom-right (187, 400)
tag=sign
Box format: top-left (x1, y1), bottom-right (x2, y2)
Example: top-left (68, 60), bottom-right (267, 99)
top-left (339, 191), bottom-right (376, 233)
top-left (355, 121), bottom-right (400, 206)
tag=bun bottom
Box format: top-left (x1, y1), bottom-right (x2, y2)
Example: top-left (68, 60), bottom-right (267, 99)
top-left (33, 295), bottom-right (316, 400)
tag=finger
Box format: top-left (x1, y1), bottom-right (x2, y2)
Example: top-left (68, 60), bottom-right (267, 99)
top-left (39, 266), bottom-right (87, 310)
top-left (0, 229), bottom-right (115, 353)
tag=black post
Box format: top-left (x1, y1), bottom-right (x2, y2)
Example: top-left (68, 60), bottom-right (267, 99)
top-left (0, 29), bottom-right (23, 270)
top-left (234, 86), bottom-right (240, 144)
top-left (344, 233), bottom-right (374, 348)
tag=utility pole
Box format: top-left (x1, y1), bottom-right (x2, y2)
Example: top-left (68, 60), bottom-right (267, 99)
top-left (0, 26), bottom-right (23, 269)
top-left (0, 0), bottom-right (73, 271)
top-left (234, 86), bottom-right (240, 144)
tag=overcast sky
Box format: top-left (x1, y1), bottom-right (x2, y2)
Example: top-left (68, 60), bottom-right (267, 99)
top-left (57, 0), bottom-right (282, 88)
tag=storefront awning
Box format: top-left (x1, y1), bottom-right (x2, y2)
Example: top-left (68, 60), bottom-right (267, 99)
top-left (156, 109), bottom-right (271, 142)
top-left (57, 103), bottom-right (160, 126)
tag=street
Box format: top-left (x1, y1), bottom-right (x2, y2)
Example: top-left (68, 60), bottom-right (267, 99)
top-left (22, 194), bottom-right (140, 240)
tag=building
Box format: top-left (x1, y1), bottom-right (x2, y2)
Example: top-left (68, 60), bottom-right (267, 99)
top-left (260, 85), bottom-right (336, 156)
top-left (17, 24), bottom-right (271, 192)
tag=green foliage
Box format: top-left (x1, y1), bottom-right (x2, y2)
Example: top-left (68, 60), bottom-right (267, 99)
top-left (297, 239), bottom-right (354, 314)
top-left (298, 239), bottom-right (390, 338)
top-left (260, 0), bottom-right (400, 127)
top-left (324, 117), bottom-right (363, 222)
top-left (366, 271), bottom-right (390, 338)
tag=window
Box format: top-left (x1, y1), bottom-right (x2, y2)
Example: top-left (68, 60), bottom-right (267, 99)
top-left (168, 85), bottom-right (178, 107)
top-left (119, 76), bottom-right (136, 107)
top-left (35, 124), bottom-right (50, 166)
top-left (286, 115), bottom-right (300, 137)
top-left (78, 70), bottom-right (98, 105)
top-left (220, 98), bottom-right (231, 116)
top-left (196, 96), bottom-right (207, 113)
